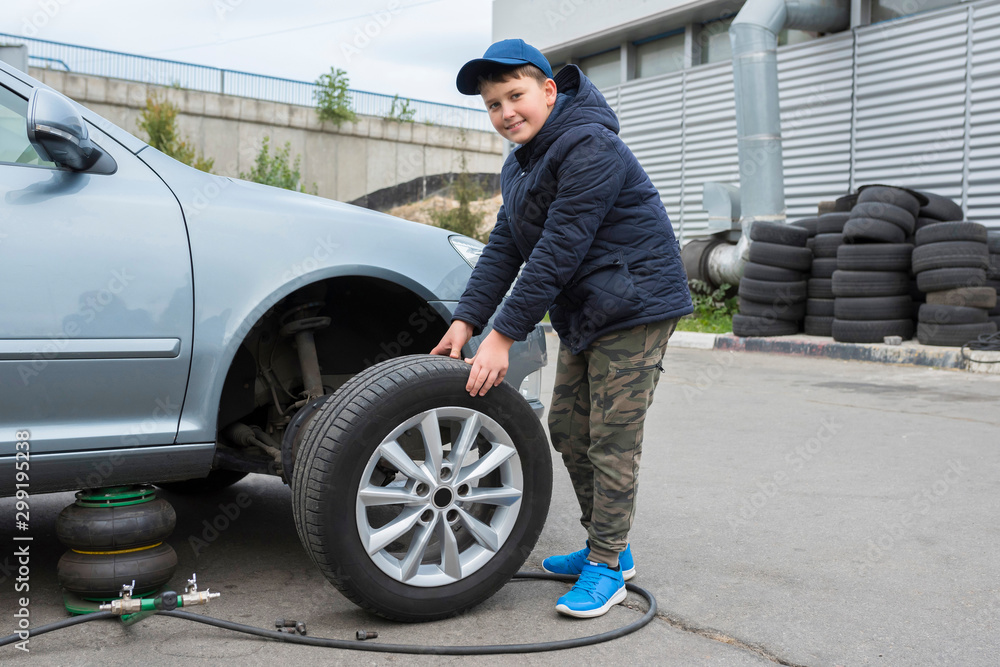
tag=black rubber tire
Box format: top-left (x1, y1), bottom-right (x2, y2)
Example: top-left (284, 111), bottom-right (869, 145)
top-left (807, 298), bottom-right (835, 316)
top-left (856, 185), bottom-right (921, 218)
top-left (56, 498), bottom-right (176, 551)
top-left (812, 233), bottom-right (843, 258)
top-left (732, 313), bottom-right (799, 337)
top-left (790, 217), bottom-right (819, 236)
top-left (738, 297), bottom-right (806, 322)
top-left (850, 202), bottom-right (916, 234)
top-left (988, 254), bottom-right (1000, 280)
top-left (748, 242), bottom-right (813, 272)
top-left (989, 315), bottom-right (1000, 328)
top-left (842, 217), bottom-right (907, 244)
top-left (988, 232), bottom-right (1000, 254)
top-left (832, 318), bottom-right (914, 343)
top-left (834, 193), bottom-right (858, 213)
top-left (750, 221), bottom-right (810, 247)
top-left (808, 278), bottom-right (835, 299)
top-left (914, 221), bottom-right (989, 246)
top-left (811, 257), bottom-right (838, 279)
top-left (832, 270), bottom-right (910, 297)
top-left (742, 261), bottom-right (803, 283)
top-left (834, 295), bottom-right (912, 321)
top-left (916, 191), bottom-right (964, 222)
top-left (918, 303), bottom-right (988, 325)
top-left (291, 355), bottom-right (552, 622)
top-left (911, 241), bottom-right (990, 273)
top-left (916, 267), bottom-right (987, 293)
top-left (738, 278), bottom-right (808, 303)
top-left (804, 315), bottom-right (834, 336)
top-left (836, 243), bottom-right (913, 272)
top-left (155, 470), bottom-right (249, 495)
top-left (925, 286), bottom-right (997, 309)
top-left (915, 217), bottom-right (941, 231)
top-left (56, 543), bottom-right (177, 598)
top-left (817, 212), bottom-right (851, 234)
top-left (917, 321), bottom-right (998, 347)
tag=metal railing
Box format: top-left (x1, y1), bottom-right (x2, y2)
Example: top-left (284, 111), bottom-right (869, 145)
top-left (0, 33), bottom-right (491, 132)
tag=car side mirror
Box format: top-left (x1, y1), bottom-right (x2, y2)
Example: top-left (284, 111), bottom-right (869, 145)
top-left (26, 88), bottom-right (103, 172)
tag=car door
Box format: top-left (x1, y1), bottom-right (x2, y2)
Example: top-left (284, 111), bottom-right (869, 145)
top-left (0, 74), bottom-right (194, 490)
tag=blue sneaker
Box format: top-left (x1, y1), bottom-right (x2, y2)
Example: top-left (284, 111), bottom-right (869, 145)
top-left (542, 542), bottom-right (636, 580)
top-left (555, 561), bottom-right (627, 618)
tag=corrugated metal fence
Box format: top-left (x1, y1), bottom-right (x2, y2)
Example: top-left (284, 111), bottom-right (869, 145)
top-left (612, 0), bottom-right (1000, 243)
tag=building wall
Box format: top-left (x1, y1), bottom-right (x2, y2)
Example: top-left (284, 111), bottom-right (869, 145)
top-left (29, 69), bottom-right (504, 205)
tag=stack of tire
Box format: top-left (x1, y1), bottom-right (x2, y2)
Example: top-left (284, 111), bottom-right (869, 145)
top-left (805, 212), bottom-right (849, 336)
top-left (832, 186), bottom-right (919, 343)
top-left (990, 231), bottom-right (1000, 329)
top-left (912, 221), bottom-right (998, 346)
top-left (56, 485), bottom-right (178, 601)
top-left (733, 220), bottom-right (812, 337)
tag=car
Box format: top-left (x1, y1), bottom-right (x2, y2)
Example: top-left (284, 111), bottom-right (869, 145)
top-left (0, 59), bottom-right (551, 621)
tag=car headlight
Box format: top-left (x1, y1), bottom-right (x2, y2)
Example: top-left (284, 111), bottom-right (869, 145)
top-left (518, 369), bottom-right (542, 403)
top-left (449, 235), bottom-right (485, 268)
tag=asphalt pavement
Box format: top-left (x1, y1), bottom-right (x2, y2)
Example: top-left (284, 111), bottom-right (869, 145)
top-left (3, 331), bottom-right (999, 666)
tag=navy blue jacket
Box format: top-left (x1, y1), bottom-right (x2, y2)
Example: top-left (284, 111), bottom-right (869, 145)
top-left (452, 65), bottom-right (692, 355)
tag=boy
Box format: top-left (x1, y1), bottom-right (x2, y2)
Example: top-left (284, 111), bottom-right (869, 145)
top-left (430, 39), bottom-right (692, 618)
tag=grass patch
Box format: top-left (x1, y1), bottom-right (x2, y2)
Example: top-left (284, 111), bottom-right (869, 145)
top-left (676, 280), bottom-right (737, 334)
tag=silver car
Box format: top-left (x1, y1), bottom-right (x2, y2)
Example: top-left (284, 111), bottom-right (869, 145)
top-left (0, 60), bottom-right (551, 621)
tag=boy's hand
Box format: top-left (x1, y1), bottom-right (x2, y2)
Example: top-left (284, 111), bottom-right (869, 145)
top-left (430, 320), bottom-right (474, 359)
top-left (465, 330), bottom-right (514, 397)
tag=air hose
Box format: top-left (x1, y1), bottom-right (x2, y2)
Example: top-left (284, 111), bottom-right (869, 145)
top-left (0, 572), bottom-right (657, 655)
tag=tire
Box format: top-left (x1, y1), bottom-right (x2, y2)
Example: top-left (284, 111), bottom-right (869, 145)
top-left (916, 267), bottom-right (987, 293)
top-left (836, 243), bottom-right (913, 272)
top-left (914, 221), bottom-right (988, 246)
top-left (742, 261), bottom-right (803, 282)
top-left (748, 242), bottom-right (813, 272)
top-left (738, 278), bottom-right (808, 303)
top-left (924, 286), bottom-right (997, 309)
top-left (56, 498), bottom-right (176, 550)
top-left (834, 193), bottom-right (858, 213)
top-left (804, 315), bottom-right (834, 336)
top-left (857, 185), bottom-right (921, 218)
top-left (732, 313), bottom-right (799, 337)
top-left (291, 355), bottom-right (551, 621)
top-left (808, 278), bottom-right (834, 299)
top-left (834, 295), bottom-right (912, 321)
top-left (916, 191), bottom-right (964, 222)
top-left (790, 217), bottom-right (819, 236)
top-left (57, 543), bottom-right (177, 598)
top-left (990, 315), bottom-right (1000, 328)
top-left (750, 221), bottom-right (809, 247)
top-left (911, 241), bottom-right (990, 273)
top-left (832, 318), bottom-right (914, 343)
top-left (807, 298), bottom-right (835, 316)
top-left (917, 321), bottom-right (998, 347)
top-left (811, 257), bottom-right (838, 279)
top-left (989, 232), bottom-right (1000, 254)
top-left (917, 304), bottom-right (988, 325)
top-left (812, 233), bottom-right (843, 258)
top-left (817, 212), bottom-right (851, 234)
top-left (832, 270), bottom-right (910, 297)
top-left (842, 217), bottom-right (907, 244)
top-left (738, 297), bottom-right (806, 321)
top-left (850, 202), bottom-right (916, 234)
top-left (155, 470), bottom-right (249, 495)
top-left (915, 217), bottom-right (941, 231)
top-left (989, 254), bottom-right (1000, 280)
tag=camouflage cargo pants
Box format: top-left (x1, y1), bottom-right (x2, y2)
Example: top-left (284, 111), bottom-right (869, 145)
top-left (547, 318), bottom-right (679, 566)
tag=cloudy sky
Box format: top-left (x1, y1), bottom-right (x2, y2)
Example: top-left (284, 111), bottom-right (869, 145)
top-left (0, 0), bottom-right (494, 108)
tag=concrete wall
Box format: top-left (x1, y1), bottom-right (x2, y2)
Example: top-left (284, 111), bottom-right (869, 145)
top-left (29, 68), bottom-right (504, 204)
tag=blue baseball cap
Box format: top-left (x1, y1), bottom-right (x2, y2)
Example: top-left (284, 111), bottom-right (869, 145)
top-left (456, 39), bottom-right (554, 95)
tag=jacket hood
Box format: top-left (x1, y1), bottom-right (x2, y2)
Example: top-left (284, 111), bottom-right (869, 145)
top-left (515, 65), bottom-right (620, 169)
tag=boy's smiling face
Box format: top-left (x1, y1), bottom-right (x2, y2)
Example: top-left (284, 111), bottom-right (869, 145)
top-left (480, 75), bottom-right (558, 145)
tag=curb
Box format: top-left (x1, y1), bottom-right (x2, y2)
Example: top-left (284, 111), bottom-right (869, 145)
top-left (667, 331), bottom-right (1000, 375)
